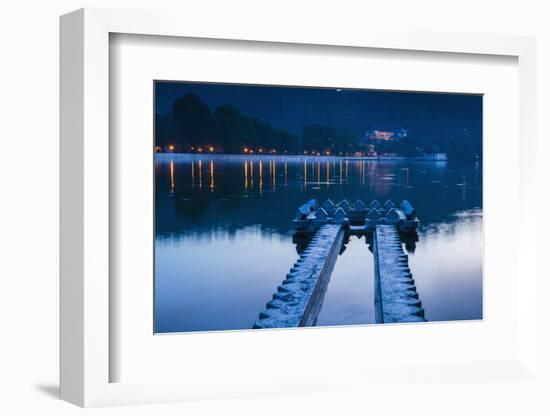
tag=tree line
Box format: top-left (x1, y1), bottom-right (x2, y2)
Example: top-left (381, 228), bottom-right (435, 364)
top-left (156, 94), bottom-right (297, 154)
top-left (155, 94), bottom-right (481, 160)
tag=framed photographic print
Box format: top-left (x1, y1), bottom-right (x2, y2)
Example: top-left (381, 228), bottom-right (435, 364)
top-left (152, 81), bottom-right (483, 333)
top-left (60, 8), bottom-right (538, 408)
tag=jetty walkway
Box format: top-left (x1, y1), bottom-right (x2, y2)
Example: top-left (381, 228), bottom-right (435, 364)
top-left (254, 198), bottom-right (425, 328)
top-left (253, 224), bottom-right (345, 328)
top-left (374, 225), bottom-right (425, 323)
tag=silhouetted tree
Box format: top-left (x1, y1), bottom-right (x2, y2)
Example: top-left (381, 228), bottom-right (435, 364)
top-left (172, 94), bottom-right (215, 148)
top-left (214, 105), bottom-right (257, 153)
top-left (303, 125), bottom-right (359, 154)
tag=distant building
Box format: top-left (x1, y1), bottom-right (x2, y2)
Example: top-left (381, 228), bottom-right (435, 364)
top-left (363, 126), bottom-right (407, 142)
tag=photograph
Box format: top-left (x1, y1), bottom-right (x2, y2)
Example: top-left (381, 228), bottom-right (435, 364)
top-left (1, 0), bottom-right (543, 412)
top-left (153, 81), bottom-right (483, 333)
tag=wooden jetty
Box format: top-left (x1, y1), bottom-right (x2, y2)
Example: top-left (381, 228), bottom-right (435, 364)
top-left (253, 224), bottom-right (345, 328)
top-left (373, 225), bottom-right (425, 323)
top-left (253, 199), bottom-right (424, 329)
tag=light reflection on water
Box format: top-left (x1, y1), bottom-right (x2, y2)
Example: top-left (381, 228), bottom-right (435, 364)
top-left (155, 226), bottom-right (295, 333)
top-left (411, 210), bottom-right (483, 321)
top-left (155, 155), bottom-right (482, 333)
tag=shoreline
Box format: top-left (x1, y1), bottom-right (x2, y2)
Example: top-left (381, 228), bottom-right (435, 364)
top-left (154, 153), bottom-right (449, 162)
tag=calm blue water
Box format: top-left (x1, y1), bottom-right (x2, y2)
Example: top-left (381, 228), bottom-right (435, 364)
top-left (154, 155), bottom-right (482, 333)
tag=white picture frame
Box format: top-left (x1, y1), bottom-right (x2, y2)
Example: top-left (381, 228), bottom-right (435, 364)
top-left (60, 7), bottom-right (537, 407)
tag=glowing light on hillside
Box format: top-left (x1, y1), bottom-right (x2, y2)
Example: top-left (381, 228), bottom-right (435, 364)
top-left (168, 144), bottom-right (175, 151)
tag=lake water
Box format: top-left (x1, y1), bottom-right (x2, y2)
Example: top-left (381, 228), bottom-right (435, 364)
top-left (154, 155), bottom-right (483, 333)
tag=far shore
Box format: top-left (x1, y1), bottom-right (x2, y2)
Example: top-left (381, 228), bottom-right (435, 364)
top-left (155, 152), bottom-right (448, 162)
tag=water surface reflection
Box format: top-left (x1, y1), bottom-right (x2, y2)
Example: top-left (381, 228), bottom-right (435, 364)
top-left (155, 156), bottom-right (482, 333)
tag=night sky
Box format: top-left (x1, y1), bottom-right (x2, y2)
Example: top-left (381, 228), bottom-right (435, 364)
top-left (155, 81), bottom-right (482, 137)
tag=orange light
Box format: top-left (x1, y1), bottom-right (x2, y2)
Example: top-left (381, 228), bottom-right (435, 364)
top-left (243, 147), bottom-right (248, 153)
top-left (198, 147), bottom-right (203, 152)
top-left (168, 145), bottom-right (175, 151)
top-left (209, 146), bottom-right (214, 152)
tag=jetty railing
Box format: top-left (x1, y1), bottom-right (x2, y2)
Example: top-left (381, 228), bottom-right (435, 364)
top-left (292, 198), bottom-right (419, 234)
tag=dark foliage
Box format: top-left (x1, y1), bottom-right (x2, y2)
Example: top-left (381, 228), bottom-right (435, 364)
top-left (156, 94), bottom-right (481, 160)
